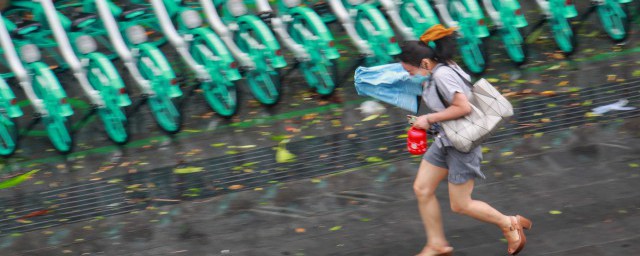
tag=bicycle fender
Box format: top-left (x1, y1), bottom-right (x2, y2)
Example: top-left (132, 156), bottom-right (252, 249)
top-left (30, 62), bottom-right (74, 117)
top-left (85, 52), bottom-right (132, 107)
top-left (0, 78), bottom-right (23, 118)
top-left (137, 43), bottom-right (182, 98)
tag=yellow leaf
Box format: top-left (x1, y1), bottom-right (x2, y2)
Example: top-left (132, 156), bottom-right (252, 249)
top-left (501, 151), bottom-right (514, 157)
top-left (584, 112), bottom-right (602, 118)
top-left (362, 114), bottom-right (380, 122)
top-left (549, 210), bottom-right (562, 215)
top-left (557, 81), bottom-right (569, 86)
top-left (275, 140), bottom-right (296, 163)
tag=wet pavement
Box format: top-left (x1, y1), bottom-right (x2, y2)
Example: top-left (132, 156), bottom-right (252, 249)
top-left (1, 1), bottom-right (640, 255)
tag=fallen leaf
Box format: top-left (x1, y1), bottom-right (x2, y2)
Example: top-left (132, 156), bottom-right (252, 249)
top-left (329, 225), bottom-right (342, 231)
top-left (540, 91), bottom-right (556, 97)
top-left (501, 152), bottom-right (514, 157)
top-left (275, 140), bottom-right (296, 163)
top-left (0, 170), bottom-right (39, 190)
top-left (629, 163), bottom-right (639, 168)
top-left (585, 112), bottom-right (601, 118)
top-left (21, 209), bottom-right (49, 219)
top-left (362, 114), bottom-right (380, 122)
top-left (173, 166), bottom-right (204, 174)
top-left (228, 185), bottom-right (244, 190)
top-left (365, 157), bottom-right (383, 163)
top-left (295, 228), bottom-right (306, 233)
top-left (549, 210), bottom-right (562, 215)
top-left (540, 118), bottom-right (552, 123)
top-left (607, 74), bottom-right (617, 82)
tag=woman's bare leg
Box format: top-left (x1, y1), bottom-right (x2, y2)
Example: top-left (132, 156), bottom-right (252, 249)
top-left (413, 160), bottom-right (451, 254)
top-left (448, 180), bottom-right (518, 241)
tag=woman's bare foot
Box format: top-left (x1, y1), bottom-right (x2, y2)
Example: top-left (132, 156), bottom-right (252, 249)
top-left (416, 244), bottom-right (454, 256)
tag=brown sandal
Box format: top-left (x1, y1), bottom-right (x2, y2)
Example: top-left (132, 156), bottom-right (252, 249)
top-left (503, 215), bottom-right (532, 255)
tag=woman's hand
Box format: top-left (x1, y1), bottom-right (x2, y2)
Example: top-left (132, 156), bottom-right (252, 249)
top-left (412, 115), bottom-right (431, 130)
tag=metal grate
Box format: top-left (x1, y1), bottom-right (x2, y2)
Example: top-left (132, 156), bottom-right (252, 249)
top-left (0, 79), bottom-right (639, 236)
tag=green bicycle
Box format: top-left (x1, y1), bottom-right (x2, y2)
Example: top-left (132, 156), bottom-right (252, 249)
top-left (482, 0), bottom-right (528, 64)
top-left (433, 0), bottom-right (490, 74)
top-left (10, 0), bottom-right (132, 144)
top-left (584, 0), bottom-right (632, 42)
top-left (260, 0), bottom-right (340, 96)
top-left (0, 15), bottom-right (73, 153)
top-left (0, 75), bottom-right (21, 156)
top-left (531, 0), bottom-right (578, 54)
top-left (200, 0), bottom-right (286, 106)
top-left (83, 0), bottom-right (183, 133)
top-left (144, 0), bottom-right (242, 117)
top-left (327, 0), bottom-right (401, 67)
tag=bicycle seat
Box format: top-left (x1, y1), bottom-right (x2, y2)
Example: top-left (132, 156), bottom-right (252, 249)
top-left (119, 4), bottom-right (147, 20)
top-left (70, 12), bottom-right (97, 31)
top-left (12, 20), bottom-right (40, 36)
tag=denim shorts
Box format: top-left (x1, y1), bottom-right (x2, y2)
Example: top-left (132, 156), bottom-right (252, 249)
top-left (423, 136), bottom-right (486, 184)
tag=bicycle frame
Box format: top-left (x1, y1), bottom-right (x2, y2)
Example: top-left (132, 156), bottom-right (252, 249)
top-left (201, 0), bottom-right (285, 105)
top-left (12, 0), bottom-right (133, 144)
top-left (263, 0), bottom-right (340, 95)
top-left (0, 15), bottom-right (74, 153)
top-left (148, 0), bottom-right (242, 117)
top-left (328, 0), bottom-right (400, 66)
top-left (85, 0), bottom-right (183, 133)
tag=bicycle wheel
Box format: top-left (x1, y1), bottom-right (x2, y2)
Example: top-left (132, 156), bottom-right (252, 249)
top-left (551, 15), bottom-right (576, 54)
top-left (245, 69), bottom-right (281, 106)
top-left (137, 55), bottom-right (182, 134)
top-left (301, 60), bottom-right (336, 96)
top-left (597, 2), bottom-right (630, 42)
top-left (190, 41), bottom-right (239, 117)
top-left (0, 112), bottom-right (18, 156)
top-left (87, 57), bottom-right (129, 144)
top-left (43, 114), bottom-right (73, 154)
top-left (501, 26), bottom-right (527, 65)
top-left (32, 66), bottom-right (73, 153)
top-left (235, 30), bottom-right (281, 106)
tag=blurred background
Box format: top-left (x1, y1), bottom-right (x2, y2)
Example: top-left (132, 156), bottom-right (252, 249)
top-left (0, 0), bottom-right (639, 255)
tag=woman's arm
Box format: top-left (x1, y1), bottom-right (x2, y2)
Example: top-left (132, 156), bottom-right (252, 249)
top-left (413, 92), bottom-right (472, 129)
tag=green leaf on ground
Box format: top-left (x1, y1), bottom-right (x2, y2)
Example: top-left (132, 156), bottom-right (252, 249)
top-left (366, 157), bottom-right (383, 163)
top-left (329, 226), bottom-right (342, 231)
top-left (173, 166), bottom-right (204, 174)
top-left (0, 170), bottom-right (39, 190)
top-left (629, 163), bottom-right (639, 168)
top-left (549, 210), bottom-right (562, 215)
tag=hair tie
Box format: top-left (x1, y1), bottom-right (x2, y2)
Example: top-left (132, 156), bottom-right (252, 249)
top-left (419, 24), bottom-right (457, 45)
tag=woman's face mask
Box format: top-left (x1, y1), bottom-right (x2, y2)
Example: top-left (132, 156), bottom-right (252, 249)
top-left (401, 62), bottom-right (429, 79)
